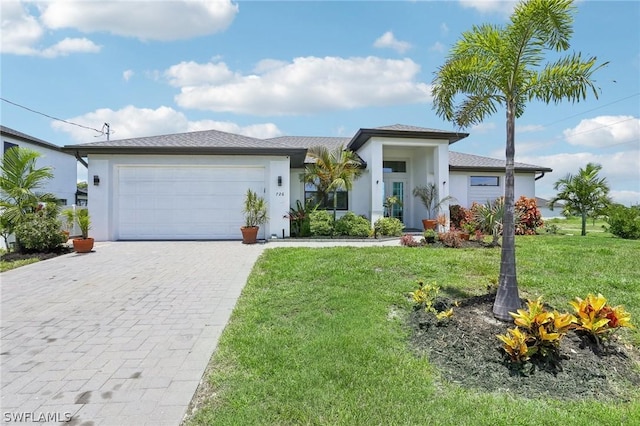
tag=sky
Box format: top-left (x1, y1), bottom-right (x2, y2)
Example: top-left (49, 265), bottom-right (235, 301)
top-left (1, 0), bottom-right (639, 206)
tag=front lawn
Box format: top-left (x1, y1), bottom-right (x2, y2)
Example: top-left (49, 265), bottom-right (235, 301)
top-left (187, 233), bottom-right (640, 425)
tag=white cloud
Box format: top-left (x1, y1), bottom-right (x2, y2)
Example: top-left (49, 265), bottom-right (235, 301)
top-left (165, 61), bottom-right (236, 87)
top-left (171, 56), bottom-right (431, 115)
top-left (40, 37), bottom-right (101, 58)
top-left (429, 42), bottom-right (445, 53)
top-left (440, 23), bottom-right (449, 36)
top-left (471, 122), bottom-right (496, 133)
top-left (373, 31), bottom-right (412, 54)
top-left (518, 150), bottom-right (640, 206)
top-left (517, 124), bottom-right (545, 133)
top-left (609, 190), bottom-right (640, 207)
top-left (123, 69), bottom-right (134, 82)
top-left (458, 0), bottom-right (517, 14)
top-left (186, 120), bottom-right (282, 139)
top-left (52, 105), bottom-right (282, 142)
top-left (40, 0), bottom-right (238, 41)
top-left (563, 115), bottom-right (640, 148)
top-left (0, 1), bottom-right (101, 58)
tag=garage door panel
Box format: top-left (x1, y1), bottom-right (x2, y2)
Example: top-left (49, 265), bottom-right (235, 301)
top-left (117, 165), bottom-right (265, 240)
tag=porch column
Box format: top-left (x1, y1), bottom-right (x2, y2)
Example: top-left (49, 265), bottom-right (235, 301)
top-left (369, 142), bottom-right (384, 225)
top-left (434, 144), bottom-right (451, 227)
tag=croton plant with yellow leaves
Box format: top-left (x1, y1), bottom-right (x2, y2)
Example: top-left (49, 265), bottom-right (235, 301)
top-left (497, 294), bottom-right (633, 364)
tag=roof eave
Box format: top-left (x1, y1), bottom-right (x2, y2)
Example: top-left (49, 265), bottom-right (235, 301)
top-left (347, 128), bottom-right (469, 151)
top-left (449, 166), bottom-right (553, 173)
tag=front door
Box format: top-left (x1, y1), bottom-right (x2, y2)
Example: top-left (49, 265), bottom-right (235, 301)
top-left (383, 178), bottom-right (406, 223)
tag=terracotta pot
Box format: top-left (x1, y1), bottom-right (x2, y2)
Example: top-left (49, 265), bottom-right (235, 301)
top-left (72, 237), bottom-right (94, 253)
top-left (421, 219), bottom-right (437, 231)
top-left (241, 226), bottom-right (259, 244)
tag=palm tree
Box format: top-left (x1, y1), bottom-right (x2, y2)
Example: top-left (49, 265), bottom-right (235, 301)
top-left (550, 163), bottom-right (611, 236)
top-left (0, 146), bottom-right (57, 232)
top-left (303, 145), bottom-right (363, 225)
top-left (431, 0), bottom-right (606, 321)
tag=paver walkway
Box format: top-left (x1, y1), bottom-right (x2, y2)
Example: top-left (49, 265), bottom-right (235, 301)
top-left (1, 241), bottom-right (264, 426)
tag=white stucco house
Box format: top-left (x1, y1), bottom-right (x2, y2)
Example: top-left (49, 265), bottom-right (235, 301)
top-left (62, 124), bottom-right (551, 241)
top-left (1, 125), bottom-right (77, 205)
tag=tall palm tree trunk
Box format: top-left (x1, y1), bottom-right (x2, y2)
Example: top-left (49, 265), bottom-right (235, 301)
top-left (493, 103), bottom-right (521, 321)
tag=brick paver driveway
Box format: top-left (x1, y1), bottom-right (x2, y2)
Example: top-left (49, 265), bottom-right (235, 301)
top-left (1, 241), bottom-right (264, 426)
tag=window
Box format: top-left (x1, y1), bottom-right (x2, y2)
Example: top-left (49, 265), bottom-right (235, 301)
top-left (383, 160), bottom-right (406, 173)
top-left (4, 141), bottom-right (18, 153)
top-left (304, 182), bottom-right (348, 210)
top-left (470, 176), bottom-right (499, 186)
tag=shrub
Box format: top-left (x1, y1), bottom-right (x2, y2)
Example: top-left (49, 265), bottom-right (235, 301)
top-left (423, 229), bottom-right (437, 243)
top-left (286, 200), bottom-right (315, 237)
top-left (14, 213), bottom-right (66, 253)
top-left (309, 210), bottom-right (334, 236)
top-left (410, 280), bottom-right (454, 320)
top-left (449, 204), bottom-right (469, 229)
top-left (334, 212), bottom-right (371, 237)
top-left (605, 204), bottom-right (640, 239)
top-left (569, 293), bottom-right (634, 346)
top-left (515, 196), bottom-right (543, 235)
top-left (437, 230), bottom-right (463, 248)
top-left (374, 217), bottom-right (404, 237)
top-left (400, 234), bottom-right (420, 247)
top-left (498, 297), bottom-right (575, 364)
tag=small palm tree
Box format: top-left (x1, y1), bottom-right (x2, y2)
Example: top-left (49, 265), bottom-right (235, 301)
top-left (431, 0), bottom-right (606, 321)
top-left (0, 146), bottom-right (57, 248)
top-left (304, 145), bottom-right (363, 225)
top-left (550, 163), bottom-right (611, 236)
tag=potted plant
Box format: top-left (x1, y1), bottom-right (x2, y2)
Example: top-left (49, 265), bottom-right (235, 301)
top-left (423, 228), bottom-right (437, 244)
top-left (241, 189), bottom-right (268, 244)
top-left (412, 183), bottom-right (454, 230)
top-left (62, 209), bottom-right (75, 240)
top-left (460, 222), bottom-right (476, 241)
top-left (72, 208), bottom-right (94, 253)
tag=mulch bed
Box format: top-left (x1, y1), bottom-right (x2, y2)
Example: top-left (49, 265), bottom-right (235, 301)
top-left (1, 246), bottom-right (73, 263)
top-left (409, 293), bottom-right (640, 401)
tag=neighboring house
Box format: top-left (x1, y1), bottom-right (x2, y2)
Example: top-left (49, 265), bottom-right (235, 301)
top-left (536, 197), bottom-right (565, 219)
top-left (76, 186), bottom-right (88, 206)
top-left (449, 152), bottom-right (552, 207)
top-left (62, 124), bottom-right (551, 241)
top-left (1, 125), bottom-right (77, 206)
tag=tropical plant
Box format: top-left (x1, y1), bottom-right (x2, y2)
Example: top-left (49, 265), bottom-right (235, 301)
top-left (62, 209), bottom-right (75, 234)
top-left (303, 145), bottom-right (363, 226)
top-left (437, 230), bottom-right (463, 248)
top-left (334, 212), bottom-right (371, 237)
top-left (432, 0), bottom-right (606, 320)
top-left (412, 183), bottom-right (453, 220)
top-left (423, 228), bottom-right (437, 243)
top-left (515, 196), bottom-right (543, 235)
top-left (75, 208), bottom-right (91, 239)
top-left (242, 189), bottom-right (268, 228)
top-left (383, 195), bottom-right (402, 218)
top-left (399, 234), bottom-right (420, 247)
top-left (550, 163), bottom-right (611, 236)
top-left (604, 204), bottom-right (640, 240)
top-left (472, 198), bottom-right (523, 245)
top-left (285, 199), bottom-right (315, 237)
top-left (449, 204), bottom-right (470, 229)
top-left (14, 212), bottom-right (66, 252)
top-left (309, 210), bottom-right (334, 236)
top-left (569, 293), bottom-right (634, 348)
top-left (0, 146), bottom-right (57, 243)
top-left (373, 217), bottom-right (404, 237)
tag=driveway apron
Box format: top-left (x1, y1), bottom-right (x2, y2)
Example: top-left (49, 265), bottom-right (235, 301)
top-left (1, 241), bottom-right (264, 426)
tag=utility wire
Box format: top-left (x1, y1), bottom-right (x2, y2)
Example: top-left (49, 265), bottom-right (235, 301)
top-left (542, 92), bottom-right (640, 128)
top-left (1, 97), bottom-right (105, 135)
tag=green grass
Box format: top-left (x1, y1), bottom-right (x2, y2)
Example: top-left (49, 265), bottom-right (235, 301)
top-left (190, 233), bottom-right (640, 425)
top-left (0, 257), bottom-right (39, 272)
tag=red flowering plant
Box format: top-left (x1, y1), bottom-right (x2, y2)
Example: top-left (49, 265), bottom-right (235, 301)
top-left (515, 196), bottom-right (543, 235)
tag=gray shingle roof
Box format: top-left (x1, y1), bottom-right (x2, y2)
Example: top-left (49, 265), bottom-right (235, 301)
top-left (75, 128), bottom-right (280, 149)
top-left (1, 125), bottom-right (65, 152)
top-left (449, 151), bottom-right (552, 172)
top-left (374, 124), bottom-right (458, 133)
top-left (266, 136), bottom-right (351, 150)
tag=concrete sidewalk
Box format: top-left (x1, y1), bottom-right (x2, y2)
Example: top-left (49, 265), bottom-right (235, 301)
top-left (1, 241), bottom-right (264, 426)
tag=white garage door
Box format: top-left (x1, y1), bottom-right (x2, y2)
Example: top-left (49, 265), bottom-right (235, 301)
top-left (117, 165), bottom-right (265, 240)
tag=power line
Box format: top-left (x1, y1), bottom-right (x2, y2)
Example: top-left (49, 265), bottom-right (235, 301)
top-left (1, 97), bottom-right (105, 135)
top-left (542, 92), bottom-right (640, 128)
